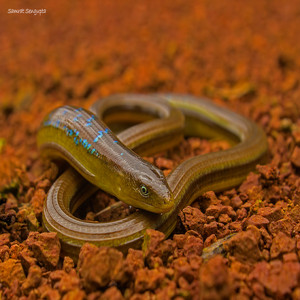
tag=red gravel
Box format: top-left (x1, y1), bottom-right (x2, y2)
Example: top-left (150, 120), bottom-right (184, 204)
top-left (0, 1), bottom-right (300, 299)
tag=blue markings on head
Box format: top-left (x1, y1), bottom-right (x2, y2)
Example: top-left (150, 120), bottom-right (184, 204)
top-left (73, 113), bottom-right (83, 122)
top-left (94, 131), bottom-right (103, 143)
top-left (67, 129), bottom-right (73, 136)
top-left (82, 139), bottom-right (89, 148)
top-left (46, 110), bottom-right (121, 159)
top-left (85, 115), bottom-right (95, 127)
top-left (44, 118), bottom-right (59, 127)
top-left (73, 131), bottom-right (80, 145)
top-left (63, 125), bottom-right (102, 157)
top-left (93, 128), bottom-right (110, 143)
top-left (55, 120), bottom-right (60, 128)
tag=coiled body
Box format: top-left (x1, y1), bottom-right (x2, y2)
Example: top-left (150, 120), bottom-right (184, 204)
top-left (38, 94), bottom-right (268, 257)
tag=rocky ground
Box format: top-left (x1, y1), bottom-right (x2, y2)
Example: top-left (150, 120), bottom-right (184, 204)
top-left (0, 0), bottom-right (300, 299)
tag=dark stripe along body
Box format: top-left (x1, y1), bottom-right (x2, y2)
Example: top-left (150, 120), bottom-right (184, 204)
top-left (38, 94), bottom-right (268, 258)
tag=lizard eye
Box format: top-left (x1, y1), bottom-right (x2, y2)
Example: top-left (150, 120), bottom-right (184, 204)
top-left (140, 185), bottom-right (149, 197)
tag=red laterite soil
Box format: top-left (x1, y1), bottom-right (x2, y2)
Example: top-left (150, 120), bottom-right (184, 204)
top-left (0, 1), bottom-right (300, 299)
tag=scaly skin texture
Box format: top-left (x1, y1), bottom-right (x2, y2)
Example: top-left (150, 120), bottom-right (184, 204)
top-left (38, 94), bottom-right (268, 258)
top-left (38, 96), bottom-right (182, 213)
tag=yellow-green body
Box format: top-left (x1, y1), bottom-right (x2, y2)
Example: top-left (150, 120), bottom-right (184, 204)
top-left (39, 94), bottom-right (268, 258)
